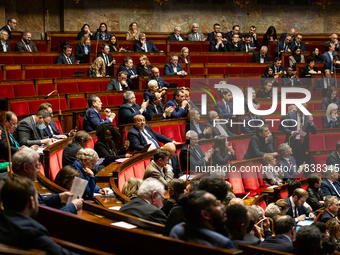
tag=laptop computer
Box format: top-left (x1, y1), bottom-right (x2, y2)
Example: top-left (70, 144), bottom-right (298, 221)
top-left (73, 71), bottom-right (85, 77)
top-left (140, 144), bottom-right (152, 153)
top-left (168, 82), bottom-right (178, 89)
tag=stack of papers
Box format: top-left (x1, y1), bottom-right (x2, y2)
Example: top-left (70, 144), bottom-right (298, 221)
top-left (111, 221), bottom-right (137, 229)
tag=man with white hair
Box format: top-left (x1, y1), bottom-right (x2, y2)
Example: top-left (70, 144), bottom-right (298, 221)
top-left (321, 165), bottom-right (340, 199)
top-left (168, 27), bottom-right (186, 41)
top-left (179, 131), bottom-right (213, 173)
top-left (133, 33), bottom-right (160, 52)
top-left (277, 143), bottom-right (305, 180)
top-left (164, 142), bottom-right (182, 178)
top-left (119, 178), bottom-right (167, 224)
top-left (265, 204), bottom-right (281, 218)
top-left (319, 195), bottom-right (338, 223)
top-left (325, 34), bottom-right (340, 51)
top-left (188, 23), bottom-right (206, 41)
top-left (144, 80), bottom-right (164, 101)
top-left (251, 46), bottom-right (270, 63)
top-left (118, 91), bottom-right (148, 125)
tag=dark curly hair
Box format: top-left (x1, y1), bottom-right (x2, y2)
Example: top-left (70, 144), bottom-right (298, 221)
top-left (96, 123), bottom-right (121, 142)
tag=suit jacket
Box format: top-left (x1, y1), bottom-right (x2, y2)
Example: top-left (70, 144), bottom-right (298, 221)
top-left (212, 149), bottom-right (236, 166)
top-left (180, 144), bottom-right (206, 173)
top-left (137, 64), bottom-right (153, 76)
top-left (314, 76), bottom-right (336, 91)
top-left (144, 160), bottom-right (174, 188)
top-left (259, 234), bottom-right (294, 253)
top-left (208, 32), bottom-right (225, 42)
top-left (284, 197), bottom-right (312, 218)
top-left (277, 156), bottom-right (298, 180)
top-left (280, 33), bottom-right (295, 43)
top-left (87, 67), bottom-right (99, 77)
top-left (322, 115), bottom-right (340, 128)
top-left (13, 116), bottom-right (45, 146)
top-left (321, 97), bottom-right (340, 111)
top-left (178, 54), bottom-right (190, 64)
top-left (147, 77), bottom-right (169, 90)
top-left (187, 32), bottom-right (205, 41)
top-left (242, 114), bottom-right (269, 134)
top-left (106, 78), bottom-right (130, 91)
top-left (93, 31), bottom-right (111, 40)
top-left (250, 52), bottom-right (270, 63)
top-left (164, 98), bottom-right (188, 118)
top-left (243, 133), bottom-right (274, 160)
top-left (75, 42), bottom-right (92, 63)
top-left (169, 153), bottom-right (182, 179)
top-left (62, 142), bottom-right (82, 167)
top-left (0, 210), bottom-right (78, 255)
top-left (119, 197), bottom-right (167, 224)
top-left (15, 40), bottom-right (37, 52)
top-left (127, 125), bottom-right (172, 151)
top-left (38, 193), bottom-right (77, 214)
top-left (289, 42), bottom-right (306, 52)
top-left (0, 25), bottom-right (12, 39)
top-left (301, 65), bottom-right (318, 78)
top-left (118, 65), bottom-right (138, 88)
top-left (268, 63), bottom-right (287, 74)
top-left (225, 31), bottom-right (242, 42)
top-left (145, 103), bottom-right (168, 121)
top-left (94, 140), bottom-right (128, 167)
top-left (0, 41), bottom-right (10, 52)
top-left (321, 178), bottom-right (340, 199)
top-left (118, 103), bottom-right (146, 125)
top-left (204, 121), bottom-right (235, 137)
top-left (306, 186), bottom-right (325, 211)
top-left (215, 100), bottom-right (233, 117)
top-left (43, 119), bottom-right (68, 138)
top-left (243, 33), bottom-right (260, 48)
top-left (167, 34), bottom-right (186, 41)
top-left (226, 41), bottom-right (243, 52)
top-left (321, 51), bottom-right (339, 63)
top-left (0, 125), bottom-right (19, 161)
top-left (322, 62), bottom-right (340, 73)
top-left (55, 54), bottom-right (76, 64)
top-left (282, 75), bottom-right (303, 86)
top-left (164, 62), bottom-right (185, 75)
top-left (209, 40), bottom-right (228, 52)
top-left (133, 40), bottom-right (159, 52)
top-left (82, 107), bottom-right (111, 132)
top-left (326, 150), bottom-right (340, 167)
top-left (283, 111), bottom-right (317, 152)
top-left (77, 31), bottom-right (95, 40)
top-left (186, 122), bottom-right (211, 139)
top-left (319, 210), bottom-right (336, 224)
top-left (275, 40), bottom-right (291, 54)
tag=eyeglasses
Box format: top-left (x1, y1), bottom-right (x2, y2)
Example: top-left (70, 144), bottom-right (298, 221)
top-left (157, 191), bottom-right (165, 200)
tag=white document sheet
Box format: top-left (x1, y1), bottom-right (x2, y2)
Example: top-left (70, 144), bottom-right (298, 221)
top-left (66, 176), bottom-right (88, 205)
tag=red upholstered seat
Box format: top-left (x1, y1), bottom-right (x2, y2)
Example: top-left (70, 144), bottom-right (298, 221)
top-left (280, 190), bottom-right (289, 199)
top-left (228, 169), bottom-right (248, 197)
top-left (48, 98), bottom-right (68, 111)
top-left (148, 55), bottom-right (167, 64)
top-left (107, 95), bottom-right (124, 106)
top-left (124, 166), bottom-right (135, 182)
top-left (57, 82), bottom-right (79, 94)
top-left (228, 78), bottom-right (249, 87)
top-left (325, 133), bottom-right (340, 149)
top-left (77, 68), bottom-right (88, 77)
top-left (14, 56), bottom-right (34, 65)
top-left (231, 140), bottom-right (250, 161)
top-left (207, 67), bottom-right (225, 75)
top-left (10, 101), bottom-right (30, 116)
top-left (258, 201), bottom-right (267, 211)
top-left (43, 69), bottom-right (61, 78)
top-left (190, 56), bottom-right (208, 63)
top-left (225, 67), bottom-right (243, 74)
top-left (87, 139), bottom-right (94, 149)
top-left (0, 57), bottom-right (14, 65)
top-left (33, 56), bottom-right (53, 64)
top-left (6, 70), bottom-right (23, 80)
top-left (70, 98), bottom-right (87, 109)
top-left (36, 44), bottom-right (48, 52)
top-left (133, 161), bottom-right (146, 179)
top-left (0, 70), bottom-right (3, 80)
top-left (313, 116), bottom-right (323, 129)
top-left (227, 56), bottom-right (246, 63)
top-left (154, 43), bottom-right (167, 52)
top-left (56, 149), bottom-right (64, 170)
top-left (26, 69), bottom-right (44, 79)
top-left (179, 124), bottom-right (187, 142)
top-left (312, 90), bottom-right (322, 97)
top-left (60, 69), bottom-right (77, 77)
top-left (14, 84), bottom-right (36, 97)
top-left (314, 155), bottom-right (328, 170)
top-left (143, 158), bottom-right (151, 169)
top-left (29, 100), bottom-right (47, 113)
top-left (208, 56), bottom-right (227, 63)
top-left (151, 126), bottom-right (161, 134)
top-left (309, 134), bottom-right (326, 151)
top-left (54, 120), bottom-right (63, 133)
top-left (190, 67), bottom-right (205, 75)
top-left (79, 117), bottom-right (84, 131)
top-left (135, 94), bottom-right (143, 105)
top-left (118, 172), bottom-right (126, 191)
top-left (243, 67), bottom-right (260, 74)
top-left (39, 163), bottom-right (45, 176)
top-left (276, 136), bottom-right (286, 152)
top-left (38, 83), bottom-right (55, 96)
top-left (249, 78), bottom-right (262, 87)
top-left (49, 153), bottom-right (61, 182)
top-left (100, 81), bottom-right (109, 91)
top-left (160, 125), bottom-right (182, 142)
top-left (78, 82), bottom-right (100, 92)
top-left (0, 85), bottom-right (15, 98)
top-left (314, 103), bottom-right (322, 111)
top-left (200, 144), bottom-right (212, 154)
top-left (307, 103), bottom-right (314, 111)
top-left (99, 96), bottom-right (108, 107)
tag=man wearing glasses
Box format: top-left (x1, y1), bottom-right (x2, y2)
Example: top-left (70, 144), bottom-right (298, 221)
top-left (118, 91), bottom-right (148, 125)
top-left (0, 18), bottom-right (17, 39)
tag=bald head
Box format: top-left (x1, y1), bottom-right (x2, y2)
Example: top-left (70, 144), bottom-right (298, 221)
top-left (229, 198), bottom-right (245, 206)
top-left (151, 67), bottom-right (160, 79)
top-left (289, 28), bottom-right (296, 35)
top-left (164, 142), bottom-right (176, 158)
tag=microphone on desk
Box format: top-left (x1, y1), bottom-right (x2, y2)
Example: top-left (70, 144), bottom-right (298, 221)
top-left (44, 90), bottom-right (57, 99)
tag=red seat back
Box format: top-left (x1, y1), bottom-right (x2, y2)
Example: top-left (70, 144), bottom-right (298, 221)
top-left (14, 84), bottom-right (36, 97)
top-left (49, 153), bottom-right (61, 182)
top-left (10, 101), bottom-right (30, 116)
top-left (6, 70), bottom-right (23, 80)
top-left (70, 98), bottom-right (87, 109)
top-left (160, 125), bottom-right (182, 142)
top-left (0, 85), bottom-right (15, 98)
top-left (78, 82), bottom-right (100, 92)
top-left (133, 161), bottom-right (146, 179)
top-left (228, 169), bottom-right (246, 195)
top-left (26, 69), bottom-right (44, 79)
top-left (57, 82), bottom-right (79, 94)
top-left (232, 140), bottom-right (250, 161)
top-left (48, 98), bottom-right (68, 111)
top-left (29, 100), bottom-right (47, 113)
top-left (43, 69), bottom-right (61, 78)
top-left (309, 134), bottom-right (325, 151)
top-left (325, 133), bottom-right (340, 149)
top-left (38, 83), bottom-right (55, 96)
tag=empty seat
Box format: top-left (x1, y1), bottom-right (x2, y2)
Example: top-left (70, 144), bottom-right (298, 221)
top-left (48, 98), bottom-right (68, 111)
top-left (0, 56), bottom-right (14, 65)
top-left (10, 101), bottom-right (30, 116)
top-left (231, 140), bottom-right (250, 161)
top-left (38, 83), bottom-right (55, 96)
top-left (314, 155), bottom-right (328, 169)
top-left (325, 133), bottom-right (340, 149)
top-left (78, 82), bottom-right (100, 92)
top-left (100, 81), bottom-right (109, 91)
top-left (228, 169), bottom-right (251, 197)
top-left (99, 96), bottom-right (108, 107)
top-left (133, 161), bottom-right (146, 179)
top-left (26, 69), bottom-right (44, 79)
top-left (60, 68), bottom-right (77, 77)
top-left (70, 98), bottom-right (87, 109)
top-left (49, 153), bottom-right (61, 181)
top-left (6, 70), bottom-right (23, 80)
top-left (14, 84), bottom-right (36, 97)
top-left (33, 56), bottom-right (54, 64)
top-left (309, 134), bottom-right (326, 151)
top-left (107, 95), bottom-right (124, 106)
top-left (160, 125), bottom-right (182, 142)
top-left (14, 56), bottom-right (34, 65)
top-left (190, 56), bottom-right (208, 63)
top-left (208, 56), bottom-right (227, 63)
top-left (0, 85), bottom-right (15, 98)
top-left (43, 69), bottom-right (61, 78)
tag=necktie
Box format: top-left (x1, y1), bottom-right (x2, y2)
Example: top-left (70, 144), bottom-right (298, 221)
top-left (246, 44), bottom-right (249, 52)
top-left (131, 106), bottom-right (136, 113)
top-left (289, 158), bottom-right (295, 172)
top-left (46, 126), bottom-right (53, 137)
top-left (299, 115), bottom-right (304, 144)
top-left (195, 34), bottom-right (198, 41)
top-left (194, 148), bottom-right (203, 159)
top-left (142, 130), bottom-right (160, 148)
top-left (105, 54), bottom-right (109, 66)
top-left (294, 206), bottom-right (298, 218)
top-left (9, 133), bottom-right (20, 148)
top-left (225, 102), bottom-right (230, 114)
top-left (26, 44), bottom-right (31, 52)
top-left (327, 79), bottom-right (330, 87)
top-left (130, 69), bottom-right (135, 75)
top-left (66, 57), bottom-right (72, 64)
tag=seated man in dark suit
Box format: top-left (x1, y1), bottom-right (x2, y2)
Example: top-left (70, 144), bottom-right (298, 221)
top-left (55, 44), bottom-right (76, 64)
top-left (120, 178), bottom-right (167, 224)
top-left (204, 110), bottom-right (234, 137)
top-left (128, 114), bottom-right (173, 151)
top-left (242, 104), bottom-right (270, 134)
top-left (321, 42), bottom-right (339, 63)
top-left (134, 33), bottom-right (160, 52)
top-left (180, 131), bottom-right (213, 173)
top-left (241, 34), bottom-right (255, 52)
top-left (62, 131), bottom-right (91, 167)
top-left (250, 46), bottom-right (271, 63)
top-left (167, 27), bottom-right (186, 41)
top-left (282, 67), bottom-right (303, 86)
top-left (225, 25), bottom-right (242, 42)
top-left (0, 18), bottom-right (16, 39)
top-left (283, 102), bottom-right (317, 166)
top-left (314, 69), bottom-right (336, 95)
top-left (243, 25), bottom-right (260, 48)
top-left (164, 142), bottom-right (182, 179)
top-left (322, 54), bottom-right (340, 73)
top-left (209, 32), bottom-right (228, 52)
top-left (0, 176), bottom-right (79, 255)
top-left (118, 91), bottom-right (148, 125)
top-left (97, 43), bottom-right (115, 76)
top-left (38, 103), bottom-right (76, 139)
top-left (15, 31), bottom-right (37, 52)
top-left (243, 124), bottom-right (276, 160)
top-left (145, 92), bottom-right (173, 121)
top-left (164, 89), bottom-right (188, 118)
top-left (277, 143), bottom-right (305, 180)
top-left (275, 34), bottom-right (292, 55)
top-left (289, 33), bottom-right (306, 52)
top-left (13, 109), bottom-right (54, 147)
top-left (259, 215), bottom-right (296, 253)
top-left (118, 56), bottom-right (138, 89)
top-left (164, 55), bottom-right (187, 76)
top-left (12, 148), bottom-right (83, 214)
top-left (147, 67), bottom-right (169, 91)
top-left (83, 95), bottom-right (115, 132)
top-left (284, 188), bottom-right (314, 221)
top-left (269, 57), bottom-right (287, 75)
top-left (279, 28), bottom-right (295, 43)
top-left (319, 195), bottom-right (338, 223)
top-left (321, 165), bottom-right (340, 199)
top-left (326, 140), bottom-right (340, 168)
top-left (106, 71), bottom-right (131, 91)
top-left (215, 88), bottom-right (233, 118)
top-left (226, 34), bottom-right (244, 52)
top-left (170, 190), bottom-right (236, 249)
top-left (325, 34), bottom-right (340, 51)
top-left (208, 23), bottom-right (227, 42)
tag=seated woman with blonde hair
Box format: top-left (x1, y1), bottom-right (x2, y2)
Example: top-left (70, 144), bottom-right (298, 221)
top-left (121, 177), bottom-right (142, 199)
top-left (262, 153), bottom-right (283, 186)
top-left (178, 47), bottom-right (190, 64)
top-left (87, 57), bottom-right (106, 77)
top-left (322, 103), bottom-right (340, 128)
